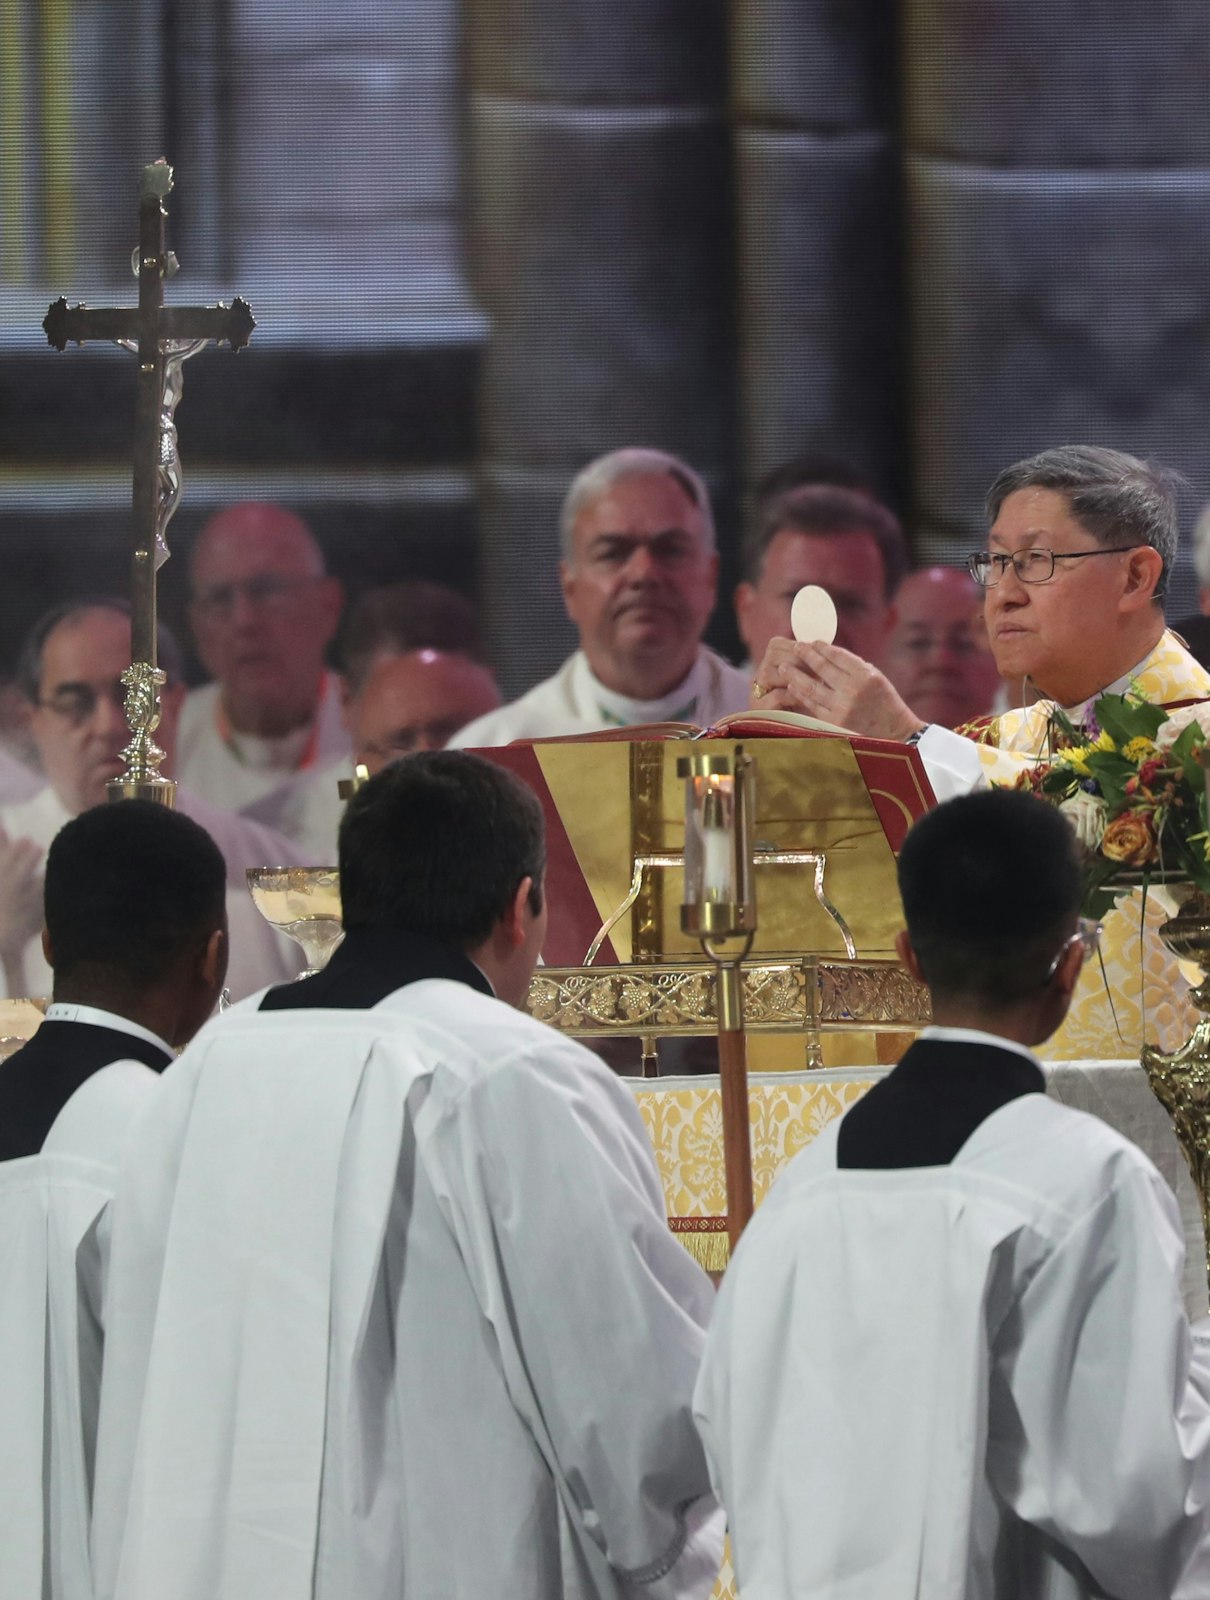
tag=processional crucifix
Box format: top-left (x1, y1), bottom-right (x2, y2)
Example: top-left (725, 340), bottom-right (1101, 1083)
top-left (42, 159), bottom-right (254, 807)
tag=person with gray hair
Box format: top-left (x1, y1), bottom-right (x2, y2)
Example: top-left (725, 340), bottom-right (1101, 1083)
top-left (0, 599), bottom-right (303, 1001)
top-left (751, 444), bottom-right (1210, 797)
top-left (451, 446), bottom-right (749, 746)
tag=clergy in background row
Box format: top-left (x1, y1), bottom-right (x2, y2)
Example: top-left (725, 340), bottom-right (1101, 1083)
top-left (451, 447), bottom-right (749, 746)
top-left (0, 739), bottom-right (41, 806)
top-left (177, 503), bottom-right (349, 817)
top-left (265, 649), bottom-right (503, 862)
top-left (0, 801), bottom-right (228, 1600)
top-left (250, 579), bottom-right (501, 859)
top-left (881, 565), bottom-right (1006, 729)
top-left (697, 789), bottom-right (1210, 1599)
top-left (734, 482), bottom-right (908, 669)
top-left (752, 446), bottom-right (1210, 795)
top-left (0, 601), bottom-right (301, 1001)
top-left (92, 752), bottom-right (724, 1600)
top-left (1169, 497), bottom-right (1210, 670)
top-left (333, 577), bottom-right (485, 689)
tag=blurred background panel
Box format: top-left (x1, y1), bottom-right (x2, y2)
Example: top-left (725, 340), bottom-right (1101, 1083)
top-left (3, 0), bottom-right (1210, 681)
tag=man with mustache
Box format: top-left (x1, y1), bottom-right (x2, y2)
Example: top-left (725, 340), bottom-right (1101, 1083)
top-left (450, 447), bottom-right (749, 746)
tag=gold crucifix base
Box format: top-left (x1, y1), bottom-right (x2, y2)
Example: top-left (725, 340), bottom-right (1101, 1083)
top-left (107, 774), bottom-right (176, 807)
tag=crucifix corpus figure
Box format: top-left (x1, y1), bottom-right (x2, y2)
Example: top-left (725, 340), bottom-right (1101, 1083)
top-left (43, 158), bottom-right (255, 806)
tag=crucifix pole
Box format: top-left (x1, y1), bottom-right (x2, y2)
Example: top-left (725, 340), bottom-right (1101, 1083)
top-left (43, 158), bottom-right (255, 807)
top-left (130, 162), bottom-right (169, 687)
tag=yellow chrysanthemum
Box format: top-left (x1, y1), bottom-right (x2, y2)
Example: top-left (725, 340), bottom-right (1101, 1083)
top-left (1091, 730), bottom-right (1116, 753)
top-left (1058, 746), bottom-right (1094, 775)
top-left (1122, 736), bottom-right (1157, 763)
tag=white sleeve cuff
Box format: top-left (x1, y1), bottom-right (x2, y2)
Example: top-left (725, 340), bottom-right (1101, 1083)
top-left (918, 723), bottom-right (985, 801)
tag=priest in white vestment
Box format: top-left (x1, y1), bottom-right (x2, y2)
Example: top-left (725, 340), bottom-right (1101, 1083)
top-left (0, 801), bottom-right (228, 1600)
top-left (749, 446), bottom-right (1210, 800)
top-left (92, 751), bottom-right (724, 1600)
top-left (0, 739), bottom-right (42, 803)
top-left (255, 647), bottom-right (503, 864)
top-left (450, 447), bottom-right (749, 746)
top-left (176, 503), bottom-right (349, 819)
top-left (696, 790), bottom-right (1210, 1600)
top-left (0, 601), bottom-right (302, 1001)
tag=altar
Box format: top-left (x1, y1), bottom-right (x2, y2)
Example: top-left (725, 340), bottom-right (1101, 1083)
top-left (628, 1060), bottom-right (1208, 1318)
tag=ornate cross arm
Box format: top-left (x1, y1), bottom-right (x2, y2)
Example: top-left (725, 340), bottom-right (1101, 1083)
top-left (43, 297), bottom-right (256, 351)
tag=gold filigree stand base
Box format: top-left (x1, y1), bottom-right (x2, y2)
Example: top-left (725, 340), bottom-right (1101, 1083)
top-left (1142, 888), bottom-right (1210, 1293)
top-left (107, 774), bottom-right (177, 806)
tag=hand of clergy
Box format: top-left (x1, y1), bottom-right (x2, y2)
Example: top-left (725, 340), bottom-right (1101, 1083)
top-left (0, 829), bottom-right (44, 960)
top-left (751, 637), bottom-right (924, 742)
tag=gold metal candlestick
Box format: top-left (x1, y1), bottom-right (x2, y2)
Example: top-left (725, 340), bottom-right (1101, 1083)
top-left (678, 749), bottom-right (757, 1251)
top-left (1140, 749), bottom-right (1210, 1292)
top-left (1141, 886), bottom-right (1210, 1291)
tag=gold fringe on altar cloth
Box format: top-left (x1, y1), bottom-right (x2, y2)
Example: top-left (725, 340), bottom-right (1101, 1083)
top-left (669, 1215), bottom-right (730, 1273)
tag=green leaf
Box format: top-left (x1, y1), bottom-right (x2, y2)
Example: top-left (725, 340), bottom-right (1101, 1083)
top-left (1171, 722), bottom-right (1207, 791)
top-left (1050, 705), bottom-right (1081, 746)
top-left (1092, 692), bottom-right (1165, 746)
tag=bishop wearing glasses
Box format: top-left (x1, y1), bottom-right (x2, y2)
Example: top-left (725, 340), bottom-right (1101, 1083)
top-left (750, 444), bottom-right (1210, 798)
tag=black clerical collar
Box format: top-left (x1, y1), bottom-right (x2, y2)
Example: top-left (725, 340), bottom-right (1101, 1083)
top-left (837, 1036), bottom-right (1044, 1170)
top-left (0, 1019), bottom-right (173, 1162)
top-left (259, 926), bottom-right (494, 1012)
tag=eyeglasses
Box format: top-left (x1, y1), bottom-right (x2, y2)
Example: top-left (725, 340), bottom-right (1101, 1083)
top-left (967, 547), bottom-right (1140, 587)
top-left (1043, 917), bottom-right (1102, 984)
top-left (190, 573), bottom-right (316, 620)
top-left (35, 679), bottom-right (127, 727)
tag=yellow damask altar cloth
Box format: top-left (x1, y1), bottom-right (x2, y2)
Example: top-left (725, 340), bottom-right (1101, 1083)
top-left (633, 1063), bottom-right (1207, 1600)
top-left (1041, 886), bottom-right (1198, 1061)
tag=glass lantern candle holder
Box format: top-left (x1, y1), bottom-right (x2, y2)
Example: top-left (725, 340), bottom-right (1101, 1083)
top-left (677, 749), bottom-right (757, 941)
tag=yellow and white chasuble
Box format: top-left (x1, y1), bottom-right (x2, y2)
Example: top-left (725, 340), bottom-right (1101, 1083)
top-left (917, 630), bottom-right (1210, 1059)
top-left (962, 628), bottom-right (1210, 776)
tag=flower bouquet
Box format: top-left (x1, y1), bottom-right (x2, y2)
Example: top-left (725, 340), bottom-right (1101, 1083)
top-left (1010, 692), bottom-right (1210, 919)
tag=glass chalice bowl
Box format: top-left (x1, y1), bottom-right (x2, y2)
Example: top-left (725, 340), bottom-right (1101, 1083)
top-left (246, 867), bottom-right (344, 977)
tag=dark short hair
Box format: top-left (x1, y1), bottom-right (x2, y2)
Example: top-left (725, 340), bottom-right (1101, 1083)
top-left (335, 582), bottom-right (483, 695)
top-left (17, 597), bottom-right (185, 703)
top-left (753, 451), bottom-right (878, 508)
top-left (985, 446), bottom-right (1177, 597)
top-left (897, 790), bottom-right (1081, 1007)
top-left (744, 484), bottom-right (909, 596)
top-left (45, 801), bottom-right (227, 985)
top-left (339, 751), bottom-right (546, 948)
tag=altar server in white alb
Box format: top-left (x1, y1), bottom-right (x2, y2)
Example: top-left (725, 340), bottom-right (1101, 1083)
top-left (92, 751), bottom-right (724, 1600)
top-left (696, 788), bottom-right (1210, 1600)
top-left (0, 801), bottom-right (227, 1600)
top-left (450, 447), bottom-right (750, 745)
